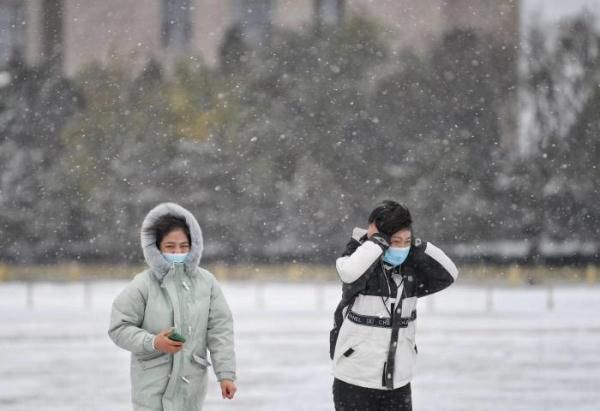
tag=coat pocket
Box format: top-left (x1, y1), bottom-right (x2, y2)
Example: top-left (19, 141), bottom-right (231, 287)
top-left (334, 341), bottom-right (360, 366)
top-left (392, 339), bottom-right (418, 382)
top-left (192, 353), bottom-right (212, 369)
top-left (139, 354), bottom-right (171, 370)
top-left (334, 338), bottom-right (387, 384)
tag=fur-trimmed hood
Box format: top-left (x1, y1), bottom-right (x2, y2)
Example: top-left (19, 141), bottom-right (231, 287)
top-left (140, 202), bottom-right (204, 280)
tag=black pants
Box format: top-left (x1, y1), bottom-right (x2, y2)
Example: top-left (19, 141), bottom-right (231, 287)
top-left (333, 378), bottom-right (412, 411)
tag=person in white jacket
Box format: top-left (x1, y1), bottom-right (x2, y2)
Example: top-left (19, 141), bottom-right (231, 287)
top-left (330, 200), bottom-right (458, 411)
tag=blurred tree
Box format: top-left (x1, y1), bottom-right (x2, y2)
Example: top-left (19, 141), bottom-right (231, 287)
top-left (0, 58), bottom-right (82, 262)
top-left (517, 14), bottom-right (600, 261)
top-left (1, 13), bottom-right (597, 265)
top-left (374, 28), bottom-right (515, 243)
top-left (219, 24), bottom-right (250, 75)
top-left (563, 86), bottom-right (600, 241)
top-left (216, 17), bottom-right (390, 259)
top-left (60, 59), bottom-right (245, 262)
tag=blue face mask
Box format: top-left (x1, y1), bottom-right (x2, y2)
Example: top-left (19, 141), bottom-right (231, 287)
top-left (163, 253), bottom-right (188, 265)
top-left (383, 246), bottom-right (410, 266)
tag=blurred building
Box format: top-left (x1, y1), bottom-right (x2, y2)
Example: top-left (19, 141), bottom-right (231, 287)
top-left (0, 0), bottom-right (518, 76)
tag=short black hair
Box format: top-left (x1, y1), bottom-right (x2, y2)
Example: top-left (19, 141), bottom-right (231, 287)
top-left (145, 214), bottom-right (191, 248)
top-left (368, 200), bottom-right (412, 237)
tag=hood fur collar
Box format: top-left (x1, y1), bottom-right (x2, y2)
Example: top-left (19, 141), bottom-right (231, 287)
top-left (140, 203), bottom-right (204, 280)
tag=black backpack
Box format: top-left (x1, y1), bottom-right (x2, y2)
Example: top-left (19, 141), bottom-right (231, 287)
top-left (329, 285), bottom-right (361, 359)
top-left (329, 234), bottom-right (372, 359)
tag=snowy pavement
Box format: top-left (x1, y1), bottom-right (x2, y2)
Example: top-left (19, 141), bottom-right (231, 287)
top-left (1, 281), bottom-right (599, 411)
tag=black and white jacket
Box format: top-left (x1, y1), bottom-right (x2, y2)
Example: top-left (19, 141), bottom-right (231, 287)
top-left (331, 228), bottom-right (458, 390)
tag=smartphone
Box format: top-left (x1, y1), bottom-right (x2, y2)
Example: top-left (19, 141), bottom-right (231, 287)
top-left (168, 330), bottom-right (186, 343)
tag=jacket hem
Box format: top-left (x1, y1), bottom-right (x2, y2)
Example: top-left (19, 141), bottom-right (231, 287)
top-left (332, 372), bottom-right (412, 391)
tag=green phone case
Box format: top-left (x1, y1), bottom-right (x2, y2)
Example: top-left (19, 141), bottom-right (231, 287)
top-left (168, 330), bottom-right (186, 343)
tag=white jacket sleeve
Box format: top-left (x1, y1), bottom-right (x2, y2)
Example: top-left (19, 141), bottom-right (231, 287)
top-left (335, 240), bottom-right (383, 284)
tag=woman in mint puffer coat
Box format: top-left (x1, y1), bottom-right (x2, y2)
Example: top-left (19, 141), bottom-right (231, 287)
top-left (109, 202), bottom-right (237, 411)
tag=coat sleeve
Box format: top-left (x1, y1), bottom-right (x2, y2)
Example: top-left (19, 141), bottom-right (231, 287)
top-left (336, 237), bottom-right (384, 284)
top-left (206, 278), bottom-right (236, 382)
top-left (410, 241), bottom-right (459, 297)
top-left (108, 276), bottom-right (156, 354)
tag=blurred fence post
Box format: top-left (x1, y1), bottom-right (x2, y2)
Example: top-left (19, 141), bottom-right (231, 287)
top-left (255, 282), bottom-right (265, 310)
top-left (546, 284), bottom-right (554, 311)
top-left (26, 281), bottom-right (34, 309)
top-left (83, 280), bottom-right (92, 310)
top-left (315, 282), bottom-right (326, 310)
top-left (485, 286), bottom-right (494, 312)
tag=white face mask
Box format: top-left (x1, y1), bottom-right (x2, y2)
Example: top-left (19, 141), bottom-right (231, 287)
top-left (162, 253), bottom-right (188, 264)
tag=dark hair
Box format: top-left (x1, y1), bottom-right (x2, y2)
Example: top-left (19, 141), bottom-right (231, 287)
top-left (368, 200), bottom-right (412, 237)
top-left (146, 214), bottom-right (191, 248)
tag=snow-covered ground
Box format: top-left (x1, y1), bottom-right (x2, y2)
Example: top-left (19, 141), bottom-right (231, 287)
top-left (1, 280), bottom-right (599, 411)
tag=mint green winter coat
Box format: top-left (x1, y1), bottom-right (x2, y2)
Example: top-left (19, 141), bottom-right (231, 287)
top-left (108, 203), bottom-right (236, 411)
